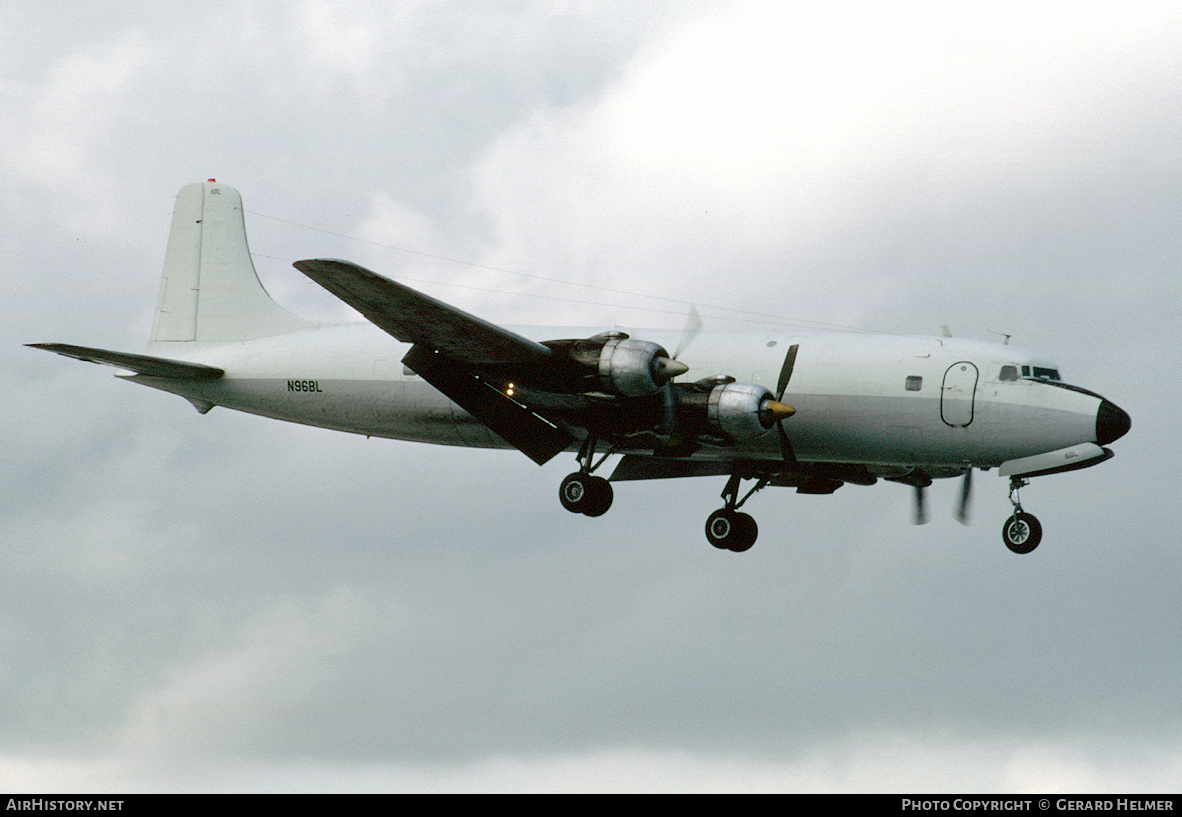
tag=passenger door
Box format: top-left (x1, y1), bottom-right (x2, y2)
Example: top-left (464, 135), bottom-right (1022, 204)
top-left (941, 361), bottom-right (979, 427)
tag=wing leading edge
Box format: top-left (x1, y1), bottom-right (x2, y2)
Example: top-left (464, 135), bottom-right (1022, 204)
top-left (295, 259), bottom-right (575, 464)
top-left (293, 259), bottom-right (551, 365)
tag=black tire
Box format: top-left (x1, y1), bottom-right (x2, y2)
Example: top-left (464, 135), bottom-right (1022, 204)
top-left (706, 509), bottom-right (736, 549)
top-left (1002, 511), bottom-right (1042, 554)
top-left (559, 473), bottom-right (589, 514)
top-left (729, 512), bottom-right (758, 552)
top-left (581, 476), bottom-right (614, 517)
top-left (705, 509), bottom-right (758, 552)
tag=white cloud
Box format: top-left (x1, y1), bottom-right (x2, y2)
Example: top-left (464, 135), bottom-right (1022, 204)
top-left (1, 29), bottom-right (159, 235)
top-left (4, 736), bottom-right (1180, 792)
top-left (463, 0), bottom-right (1182, 332)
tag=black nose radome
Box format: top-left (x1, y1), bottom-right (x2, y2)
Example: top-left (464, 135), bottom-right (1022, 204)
top-left (1097, 399), bottom-right (1131, 445)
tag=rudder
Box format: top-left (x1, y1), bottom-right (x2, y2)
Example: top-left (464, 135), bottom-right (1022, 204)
top-left (150, 181), bottom-right (311, 344)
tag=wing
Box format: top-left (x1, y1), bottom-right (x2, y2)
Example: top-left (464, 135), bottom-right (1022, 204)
top-left (26, 343), bottom-right (224, 379)
top-left (295, 259), bottom-right (574, 464)
top-left (293, 259), bottom-right (551, 365)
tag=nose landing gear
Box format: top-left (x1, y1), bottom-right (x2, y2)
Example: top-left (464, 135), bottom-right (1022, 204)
top-left (1003, 477), bottom-right (1042, 554)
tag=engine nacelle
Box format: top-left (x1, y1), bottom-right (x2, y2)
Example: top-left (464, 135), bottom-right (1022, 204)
top-left (598, 336), bottom-right (673, 396)
top-left (559, 331), bottom-right (690, 397)
top-left (707, 381), bottom-right (780, 441)
top-left (563, 333), bottom-right (687, 397)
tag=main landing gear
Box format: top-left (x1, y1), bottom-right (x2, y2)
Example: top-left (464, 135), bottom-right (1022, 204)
top-left (558, 440), bottom-right (766, 553)
top-left (705, 472), bottom-right (768, 552)
top-left (559, 436), bottom-right (614, 518)
top-left (1002, 477), bottom-right (1042, 554)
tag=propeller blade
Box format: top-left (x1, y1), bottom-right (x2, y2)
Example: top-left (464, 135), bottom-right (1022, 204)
top-left (772, 345), bottom-right (801, 468)
top-left (955, 468), bottom-right (973, 525)
top-left (659, 382), bottom-right (680, 439)
top-left (672, 305), bottom-right (702, 360)
top-left (776, 344), bottom-right (800, 400)
top-left (914, 484), bottom-right (928, 525)
top-left (777, 422), bottom-right (798, 467)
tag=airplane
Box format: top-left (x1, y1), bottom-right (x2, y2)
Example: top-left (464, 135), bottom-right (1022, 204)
top-left (29, 181), bottom-right (1131, 554)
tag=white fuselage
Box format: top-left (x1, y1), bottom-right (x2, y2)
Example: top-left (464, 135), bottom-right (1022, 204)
top-left (135, 322), bottom-right (1108, 476)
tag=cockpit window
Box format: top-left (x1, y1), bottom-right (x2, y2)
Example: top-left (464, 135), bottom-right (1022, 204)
top-left (1021, 365), bottom-right (1061, 381)
top-left (999, 365), bottom-right (1019, 381)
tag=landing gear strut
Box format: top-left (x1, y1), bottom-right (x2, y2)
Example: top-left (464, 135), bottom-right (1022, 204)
top-left (559, 436), bottom-right (614, 517)
top-left (705, 472), bottom-right (767, 552)
top-left (1002, 477), bottom-right (1042, 554)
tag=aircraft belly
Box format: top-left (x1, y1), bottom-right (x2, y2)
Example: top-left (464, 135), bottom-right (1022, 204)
top-left (785, 392), bottom-right (960, 465)
top-left (140, 376), bottom-right (511, 449)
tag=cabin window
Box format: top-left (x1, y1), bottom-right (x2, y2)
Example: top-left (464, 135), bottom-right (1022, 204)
top-left (999, 365), bottom-right (1019, 381)
top-left (905, 376), bottom-right (923, 391)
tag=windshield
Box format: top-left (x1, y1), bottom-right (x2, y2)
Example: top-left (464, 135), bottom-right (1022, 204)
top-left (1021, 365), bottom-right (1060, 381)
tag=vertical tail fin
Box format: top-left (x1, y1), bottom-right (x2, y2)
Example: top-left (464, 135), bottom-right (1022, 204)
top-left (150, 181), bottom-right (311, 344)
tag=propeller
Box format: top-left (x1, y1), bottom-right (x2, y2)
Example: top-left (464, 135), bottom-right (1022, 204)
top-left (658, 307), bottom-right (703, 440)
top-left (773, 344), bottom-right (800, 466)
top-left (955, 467), bottom-right (973, 525)
top-left (671, 305), bottom-right (702, 361)
top-left (910, 471), bottom-right (933, 525)
top-left (658, 380), bottom-right (681, 439)
top-left (909, 468), bottom-right (972, 525)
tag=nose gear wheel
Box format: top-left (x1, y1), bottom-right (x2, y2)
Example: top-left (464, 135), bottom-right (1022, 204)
top-left (1002, 477), bottom-right (1042, 553)
top-left (1002, 511), bottom-right (1042, 554)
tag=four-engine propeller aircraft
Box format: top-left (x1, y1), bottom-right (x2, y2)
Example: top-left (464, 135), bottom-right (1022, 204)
top-left (30, 181), bottom-right (1131, 553)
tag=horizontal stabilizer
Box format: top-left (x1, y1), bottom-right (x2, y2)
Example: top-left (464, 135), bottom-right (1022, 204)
top-left (294, 259), bottom-right (551, 365)
top-left (27, 343), bottom-right (224, 380)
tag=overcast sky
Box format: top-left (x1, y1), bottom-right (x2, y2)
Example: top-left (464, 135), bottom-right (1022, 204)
top-left (2, 0), bottom-right (1179, 793)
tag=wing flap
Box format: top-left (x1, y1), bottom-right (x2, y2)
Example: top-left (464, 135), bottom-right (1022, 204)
top-left (26, 343), bottom-right (224, 380)
top-left (609, 456), bottom-right (734, 482)
top-left (294, 259), bottom-right (550, 365)
top-left (402, 344), bottom-right (573, 465)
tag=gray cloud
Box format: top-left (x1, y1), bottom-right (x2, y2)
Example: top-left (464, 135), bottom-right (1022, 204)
top-left (2, 0), bottom-right (1179, 792)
